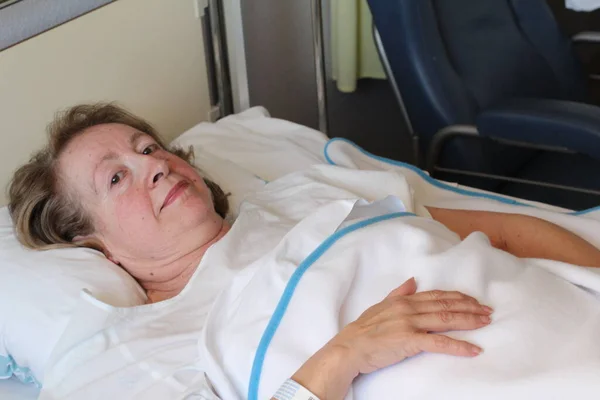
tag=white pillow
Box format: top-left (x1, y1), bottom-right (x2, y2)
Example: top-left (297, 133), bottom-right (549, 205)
top-left (0, 207), bottom-right (147, 386)
top-left (0, 106), bottom-right (328, 388)
top-left (171, 106), bottom-right (328, 217)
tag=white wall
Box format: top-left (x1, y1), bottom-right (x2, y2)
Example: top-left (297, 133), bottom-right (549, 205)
top-left (0, 0), bottom-right (212, 205)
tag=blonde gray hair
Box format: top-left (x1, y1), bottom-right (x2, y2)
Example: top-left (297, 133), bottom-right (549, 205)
top-left (8, 103), bottom-right (228, 250)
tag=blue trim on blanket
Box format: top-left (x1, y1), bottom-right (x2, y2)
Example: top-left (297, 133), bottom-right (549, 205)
top-left (0, 354), bottom-right (41, 388)
top-left (247, 211), bottom-right (415, 400)
top-left (573, 205), bottom-right (600, 215)
top-left (323, 137), bottom-right (600, 215)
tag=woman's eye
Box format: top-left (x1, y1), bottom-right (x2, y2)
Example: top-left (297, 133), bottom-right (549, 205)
top-left (142, 144), bottom-right (157, 155)
top-left (110, 172), bottom-right (124, 186)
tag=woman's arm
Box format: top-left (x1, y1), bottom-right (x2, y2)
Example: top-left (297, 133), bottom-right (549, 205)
top-left (271, 278), bottom-right (492, 400)
top-left (284, 345), bottom-right (355, 400)
top-left (426, 207), bottom-right (600, 268)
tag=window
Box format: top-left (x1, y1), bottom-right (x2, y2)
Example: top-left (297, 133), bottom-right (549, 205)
top-left (0, 0), bottom-right (114, 51)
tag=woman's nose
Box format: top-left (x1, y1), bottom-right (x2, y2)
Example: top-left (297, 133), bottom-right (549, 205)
top-left (153, 172), bottom-right (164, 183)
top-left (145, 157), bottom-right (169, 187)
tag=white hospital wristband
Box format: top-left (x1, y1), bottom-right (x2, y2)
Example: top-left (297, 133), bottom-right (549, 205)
top-left (272, 379), bottom-right (321, 400)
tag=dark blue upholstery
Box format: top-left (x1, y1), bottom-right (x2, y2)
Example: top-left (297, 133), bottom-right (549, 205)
top-left (509, 0), bottom-right (586, 100)
top-left (368, 0), bottom-right (600, 209)
top-left (477, 99), bottom-right (600, 160)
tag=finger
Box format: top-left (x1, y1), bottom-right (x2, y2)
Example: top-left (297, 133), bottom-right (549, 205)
top-left (415, 333), bottom-right (483, 357)
top-left (408, 289), bottom-right (480, 304)
top-left (411, 299), bottom-right (493, 316)
top-left (411, 311), bottom-right (492, 332)
top-left (386, 277), bottom-right (417, 298)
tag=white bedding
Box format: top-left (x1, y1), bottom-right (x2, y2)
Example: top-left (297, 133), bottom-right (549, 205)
top-left (38, 139), bottom-right (600, 399)
top-left (0, 377), bottom-right (41, 399)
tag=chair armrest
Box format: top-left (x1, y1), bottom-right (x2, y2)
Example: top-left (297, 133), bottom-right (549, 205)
top-left (476, 98), bottom-right (600, 161)
top-left (571, 32), bottom-right (600, 80)
top-left (572, 31), bottom-right (600, 44)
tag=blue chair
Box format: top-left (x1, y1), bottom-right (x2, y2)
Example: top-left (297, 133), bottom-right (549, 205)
top-left (367, 0), bottom-right (600, 210)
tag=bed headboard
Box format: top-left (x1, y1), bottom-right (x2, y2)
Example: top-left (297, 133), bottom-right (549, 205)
top-left (0, 0), bottom-right (213, 206)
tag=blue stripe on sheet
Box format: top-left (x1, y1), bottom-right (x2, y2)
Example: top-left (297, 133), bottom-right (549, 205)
top-left (247, 211), bottom-right (415, 400)
top-left (0, 354), bottom-right (41, 388)
top-left (323, 137), bottom-right (600, 215)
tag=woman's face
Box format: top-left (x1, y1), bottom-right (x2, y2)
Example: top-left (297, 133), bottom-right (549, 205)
top-left (58, 123), bottom-right (224, 277)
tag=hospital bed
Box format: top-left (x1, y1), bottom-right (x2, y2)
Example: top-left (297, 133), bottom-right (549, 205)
top-left (1, 107), bottom-right (598, 399)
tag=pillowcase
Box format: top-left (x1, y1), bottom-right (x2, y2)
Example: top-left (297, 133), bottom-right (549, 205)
top-left (0, 207), bottom-right (147, 386)
top-left (171, 106), bottom-right (328, 216)
top-left (0, 106), bottom-right (328, 387)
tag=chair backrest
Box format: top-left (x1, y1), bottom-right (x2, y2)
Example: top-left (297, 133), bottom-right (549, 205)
top-left (368, 0), bottom-right (586, 176)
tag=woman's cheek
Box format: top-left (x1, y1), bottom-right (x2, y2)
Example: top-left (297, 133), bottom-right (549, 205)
top-left (114, 196), bottom-right (153, 230)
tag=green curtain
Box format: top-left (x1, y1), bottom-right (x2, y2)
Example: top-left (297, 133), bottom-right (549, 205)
top-left (331, 0), bottom-right (386, 93)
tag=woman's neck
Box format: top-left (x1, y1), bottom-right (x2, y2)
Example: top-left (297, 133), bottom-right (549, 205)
top-left (141, 221), bottom-right (231, 303)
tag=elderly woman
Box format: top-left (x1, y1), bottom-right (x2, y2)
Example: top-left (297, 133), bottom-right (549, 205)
top-left (9, 104), bottom-right (600, 400)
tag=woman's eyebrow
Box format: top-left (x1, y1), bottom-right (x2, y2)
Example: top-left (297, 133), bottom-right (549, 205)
top-left (129, 131), bottom-right (145, 148)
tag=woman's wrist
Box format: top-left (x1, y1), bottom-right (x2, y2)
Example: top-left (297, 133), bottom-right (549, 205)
top-left (291, 342), bottom-right (359, 400)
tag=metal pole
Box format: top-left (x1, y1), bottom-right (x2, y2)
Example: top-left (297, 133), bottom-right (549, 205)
top-left (208, 0), bottom-right (233, 117)
top-left (311, 0), bottom-right (329, 135)
top-left (373, 27), bottom-right (420, 166)
top-left (435, 167), bottom-right (600, 196)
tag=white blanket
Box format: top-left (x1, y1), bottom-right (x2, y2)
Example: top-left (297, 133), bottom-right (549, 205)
top-left (40, 140), bottom-right (600, 400)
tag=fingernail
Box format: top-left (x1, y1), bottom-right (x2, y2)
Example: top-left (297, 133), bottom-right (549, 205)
top-left (482, 306), bottom-right (494, 314)
top-left (471, 346), bottom-right (483, 356)
top-left (480, 315), bottom-right (491, 323)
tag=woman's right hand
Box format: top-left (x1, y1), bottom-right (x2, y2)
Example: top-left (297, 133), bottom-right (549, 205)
top-left (290, 278), bottom-right (493, 400)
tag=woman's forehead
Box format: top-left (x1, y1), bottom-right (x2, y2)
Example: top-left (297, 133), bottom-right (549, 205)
top-left (65, 124), bottom-right (148, 156)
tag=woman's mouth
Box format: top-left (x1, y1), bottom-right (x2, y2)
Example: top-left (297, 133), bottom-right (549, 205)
top-left (161, 181), bottom-right (190, 211)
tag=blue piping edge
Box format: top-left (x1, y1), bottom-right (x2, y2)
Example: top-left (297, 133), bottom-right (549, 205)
top-left (247, 211), bottom-right (415, 400)
top-left (0, 354), bottom-right (41, 388)
top-left (323, 137), bottom-right (600, 216)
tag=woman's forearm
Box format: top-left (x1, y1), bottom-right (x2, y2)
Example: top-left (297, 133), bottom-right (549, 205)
top-left (426, 207), bottom-right (600, 268)
top-left (273, 344), bottom-right (357, 400)
top-left (497, 213), bottom-right (600, 268)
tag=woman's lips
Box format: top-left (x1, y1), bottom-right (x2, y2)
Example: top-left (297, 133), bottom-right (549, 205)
top-left (161, 181), bottom-right (190, 211)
